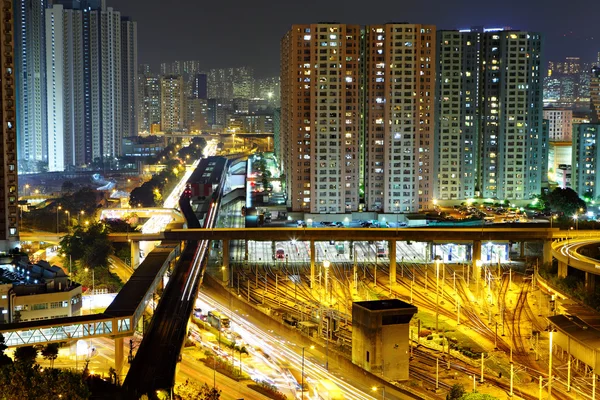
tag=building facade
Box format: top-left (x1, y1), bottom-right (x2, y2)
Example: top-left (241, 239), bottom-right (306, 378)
top-left (435, 27), bottom-right (545, 201)
top-left (573, 124), bottom-right (600, 200)
top-left (544, 108), bottom-right (572, 141)
top-left (121, 17), bottom-right (138, 137)
top-left (138, 70), bottom-right (161, 134)
top-left (45, 4), bottom-right (85, 171)
top-left (0, 0), bottom-right (19, 248)
top-left (160, 75), bottom-right (185, 132)
top-left (15, 0), bottom-right (48, 173)
top-left (281, 23), bottom-right (362, 213)
top-left (591, 66), bottom-right (600, 123)
top-left (364, 24), bottom-right (436, 212)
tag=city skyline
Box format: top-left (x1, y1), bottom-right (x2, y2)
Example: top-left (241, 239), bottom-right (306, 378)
top-left (112, 0), bottom-right (600, 76)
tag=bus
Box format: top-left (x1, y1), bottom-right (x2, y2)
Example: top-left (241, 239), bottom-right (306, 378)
top-left (316, 379), bottom-right (344, 400)
top-left (207, 310), bottom-right (230, 331)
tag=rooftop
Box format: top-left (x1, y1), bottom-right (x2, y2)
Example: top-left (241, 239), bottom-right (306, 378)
top-left (548, 314), bottom-right (600, 350)
top-left (354, 299), bottom-right (417, 312)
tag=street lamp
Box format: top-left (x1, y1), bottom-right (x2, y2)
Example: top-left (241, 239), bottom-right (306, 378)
top-left (372, 386), bottom-right (385, 400)
top-left (573, 214), bottom-right (578, 231)
top-left (56, 205), bottom-right (62, 234)
top-left (84, 267), bottom-right (95, 297)
top-left (301, 345), bottom-right (315, 400)
top-left (24, 184), bottom-right (30, 196)
top-left (79, 210), bottom-right (85, 225)
top-left (65, 210), bottom-right (71, 229)
top-left (550, 214), bottom-right (557, 229)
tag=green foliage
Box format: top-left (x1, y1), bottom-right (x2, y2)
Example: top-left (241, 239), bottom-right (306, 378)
top-left (0, 362), bottom-right (90, 399)
top-left (447, 384), bottom-right (465, 400)
top-left (14, 346), bottom-right (38, 366)
top-left (40, 343), bottom-right (59, 368)
top-left (460, 394), bottom-right (499, 400)
top-left (544, 187), bottom-right (586, 217)
top-left (0, 333), bottom-right (11, 367)
top-left (61, 181), bottom-right (75, 193)
top-left (174, 381), bottom-right (220, 400)
top-left (59, 222), bottom-right (114, 269)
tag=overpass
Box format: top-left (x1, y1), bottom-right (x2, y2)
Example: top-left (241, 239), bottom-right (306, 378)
top-left (0, 242), bottom-right (180, 378)
top-left (552, 232), bottom-right (600, 291)
top-left (100, 207), bottom-right (185, 224)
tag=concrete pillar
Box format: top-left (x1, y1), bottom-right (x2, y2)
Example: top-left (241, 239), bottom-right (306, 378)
top-left (115, 337), bottom-right (124, 378)
top-left (310, 240), bottom-right (316, 289)
top-left (130, 240), bottom-right (140, 270)
top-left (244, 240), bottom-right (249, 261)
top-left (222, 240), bottom-right (230, 284)
top-left (557, 261), bottom-right (568, 279)
top-left (543, 240), bottom-right (553, 266)
top-left (586, 272), bottom-right (596, 293)
top-left (520, 242), bottom-right (525, 258)
top-left (473, 240), bottom-right (482, 284)
top-left (389, 240), bottom-right (397, 287)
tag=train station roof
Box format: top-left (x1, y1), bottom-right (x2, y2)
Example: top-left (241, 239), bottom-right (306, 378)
top-left (548, 314), bottom-right (600, 349)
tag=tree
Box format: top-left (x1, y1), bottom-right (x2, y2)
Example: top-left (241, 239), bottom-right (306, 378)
top-left (199, 383), bottom-right (221, 400)
top-left (12, 310), bottom-right (21, 323)
top-left (544, 187), bottom-right (586, 218)
top-left (14, 345), bottom-right (38, 366)
top-left (0, 333), bottom-right (11, 366)
top-left (236, 345), bottom-right (248, 375)
top-left (447, 384), bottom-right (465, 400)
top-left (61, 181), bottom-right (75, 194)
top-left (41, 343), bottom-right (59, 368)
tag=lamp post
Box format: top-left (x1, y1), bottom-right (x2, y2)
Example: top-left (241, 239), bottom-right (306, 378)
top-left (85, 267), bottom-right (95, 296)
top-left (301, 345), bottom-right (315, 400)
top-left (79, 210), bottom-right (85, 225)
top-left (573, 214), bottom-right (579, 231)
top-left (372, 385), bottom-right (385, 400)
top-left (435, 257), bottom-right (441, 332)
top-left (24, 184), bottom-right (30, 196)
top-left (56, 205), bottom-right (62, 233)
top-left (65, 210), bottom-right (71, 230)
top-left (550, 214), bottom-right (557, 229)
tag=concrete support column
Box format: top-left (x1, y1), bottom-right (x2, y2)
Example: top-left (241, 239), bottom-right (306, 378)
top-left (520, 242), bottom-right (525, 258)
top-left (389, 240), bottom-right (397, 287)
top-left (586, 272), bottom-right (596, 293)
top-left (473, 240), bottom-right (482, 283)
top-left (557, 261), bottom-right (568, 279)
top-left (244, 240), bottom-right (249, 261)
top-left (115, 337), bottom-right (124, 378)
top-left (310, 240), bottom-right (316, 289)
top-left (130, 240), bottom-right (140, 270)
top-left (222, 240), bottom-right (230, 284)
top-left (543, 240), bottom-right (553, 266)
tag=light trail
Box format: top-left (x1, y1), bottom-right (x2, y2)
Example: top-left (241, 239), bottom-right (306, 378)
top-left (196, 292), bottom-right (377, 400)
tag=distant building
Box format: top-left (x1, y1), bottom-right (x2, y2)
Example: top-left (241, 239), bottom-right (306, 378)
top-left (121, 17), bottom-right (138, 137)
top-left (555, 165), bottom-right (571, 189)
top-left (273, 108), bottom-right (280, 157)
top-left (160, 75), bottom-right (185, 132)
top-left (122, 136), bottom-right (166, 157)
top-left (591, 66), bottom-right (600, 123)
top-left (192, 74), bottom-right (207, 99)
top-left (0, 261), bottom-right (82, 323)
top-left (548, 142), bottom-right (572, 182)
top-left (138, 69), bottom-right (161, 134)
top-left (185, 98), bottom-right (208, 132)
top-left (544, 108), bottom-right (573, 141)
top-left (572, 124), bottom-right (600, 199)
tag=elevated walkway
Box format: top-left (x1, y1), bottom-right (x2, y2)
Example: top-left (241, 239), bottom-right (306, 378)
top-left (100, 207), bottom-right (185, 223)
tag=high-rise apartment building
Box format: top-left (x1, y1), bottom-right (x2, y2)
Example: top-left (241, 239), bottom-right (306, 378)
top-left (0, 0), bottom-right (19, 248)
top-left (121, 17), bottom-right (138, 137)
top-left (435, 27), bottom-right (545, 201)
top-left (160, 75), bottom-right (185, 132)
top-left (15, 0), bottom-right (48, 172)
top-left (281, 23), bottom-right (362, 213)
top-left (572, 124), bottom-right (600, 199)
top-left (544, 108), bottom-right (573, 141)
top-left (364, 24), bottom-right (436, 212)
top-left (192, 74), bottom-right (207, 99)
top-left (45, 4), bottom-right (85, 171)
top-left (138, 68), bottom-right (161, 134)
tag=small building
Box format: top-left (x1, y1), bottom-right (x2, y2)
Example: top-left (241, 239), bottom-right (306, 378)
top-left (352, 299), bottom-right (418, 381)
top-left (0, 260), bottom-right (82, 323)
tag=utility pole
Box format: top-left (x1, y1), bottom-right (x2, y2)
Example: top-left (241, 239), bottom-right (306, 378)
top-left (457, 299), bottom-right (460, 325)
top-left (480, 353), bottom-right (484, 383)
top-left (538, 376), bottom-right (542, 400)
top-left (548, 330), bottom-right (553, 399)
top-left (510, 362), bottom-right (514, 397)
top-left (436, 357), bottom-right (439, 390)
top-left (567, 359), bottom-right (571, 392)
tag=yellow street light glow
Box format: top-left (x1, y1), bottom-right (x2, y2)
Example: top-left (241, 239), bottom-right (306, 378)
top-left (323, 260), bottom-right (330, 269)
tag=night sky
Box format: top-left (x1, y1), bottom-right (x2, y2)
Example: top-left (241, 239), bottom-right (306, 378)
top-left (112, 0), bottom-right (600, 77)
